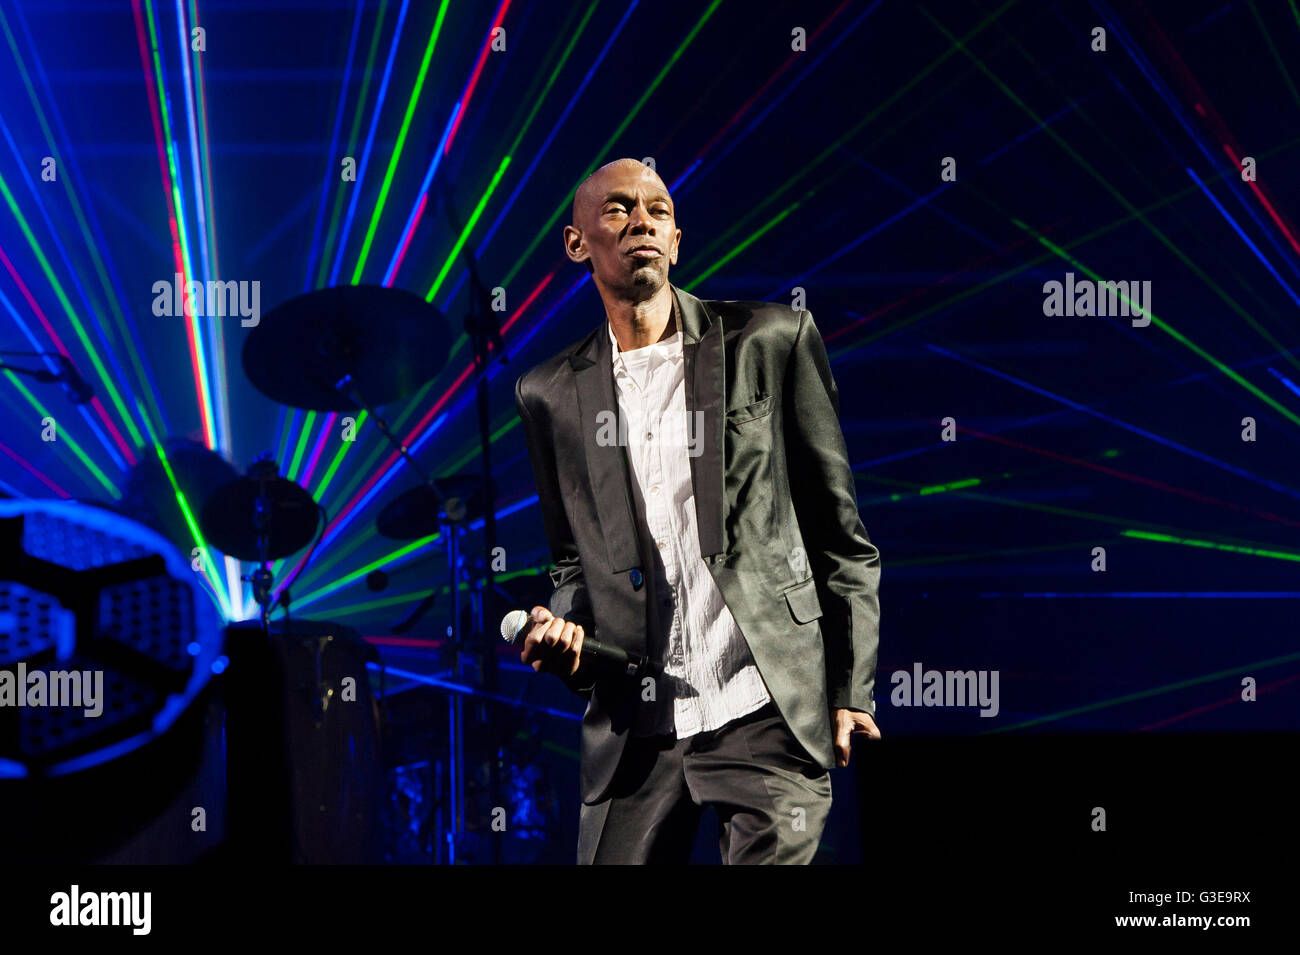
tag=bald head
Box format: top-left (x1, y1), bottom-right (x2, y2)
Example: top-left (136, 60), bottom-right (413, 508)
top-left (571, 158), bottom-right (667, 230)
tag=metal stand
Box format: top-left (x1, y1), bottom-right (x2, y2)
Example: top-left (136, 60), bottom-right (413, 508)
top-left (245, 460), bottom-right (278, 639)
top-left (445, 513), bottom-right (466, 862)
top-left (0, 351), bottom-right (88, 404)
top-left (330, 376), bottom-right (477, 862)
top-left (442, 179), bottom-right (508, 866)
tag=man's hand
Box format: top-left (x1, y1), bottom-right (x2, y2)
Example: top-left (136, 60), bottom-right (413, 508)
top-left (833, 708), bottom-right (881, 767)
top-left (520, 606), bottom-right (585, 677)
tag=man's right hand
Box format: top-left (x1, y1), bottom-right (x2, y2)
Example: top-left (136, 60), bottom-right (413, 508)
top-left (520, 606), bottom-right (586, 677)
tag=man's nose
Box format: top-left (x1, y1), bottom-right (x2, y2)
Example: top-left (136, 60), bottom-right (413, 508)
top-left (628, 202), bottom-right (654, 232)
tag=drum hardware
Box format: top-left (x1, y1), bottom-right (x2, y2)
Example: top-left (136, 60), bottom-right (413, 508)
top-left (198, 455), bottom-right (324, 638)
top-left (0, 350), bottom-right (93, 405)
top-left (239, 237), bottom-right (516, 860)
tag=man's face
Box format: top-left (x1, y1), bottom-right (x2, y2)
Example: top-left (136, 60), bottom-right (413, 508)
top-left (566, 163), bottom-right (681, 297)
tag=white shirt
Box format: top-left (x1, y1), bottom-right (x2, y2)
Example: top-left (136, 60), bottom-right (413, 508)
top-left (608, 314), bottom-right (771, 739)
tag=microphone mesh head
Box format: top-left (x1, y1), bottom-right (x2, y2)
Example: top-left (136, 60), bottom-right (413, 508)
top-left (500, 608), bottom-right (530, 644)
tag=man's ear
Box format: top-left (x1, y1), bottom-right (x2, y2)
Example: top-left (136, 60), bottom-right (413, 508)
top-left (563, 224), bottom-right (590, 271)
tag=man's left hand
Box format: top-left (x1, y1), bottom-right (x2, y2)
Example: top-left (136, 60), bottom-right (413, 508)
top-left (832, 708), bottom-right (881, 767)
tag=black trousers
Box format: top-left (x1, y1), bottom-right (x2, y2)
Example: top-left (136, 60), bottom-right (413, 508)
top-left (577, 702), bottom-right (833, 864)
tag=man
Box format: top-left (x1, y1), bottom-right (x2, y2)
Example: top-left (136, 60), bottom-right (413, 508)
top-left (513, 158), bottom-right (881, 864)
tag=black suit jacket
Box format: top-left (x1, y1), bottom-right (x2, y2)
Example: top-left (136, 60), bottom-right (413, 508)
top-left (514, 283), bottom-right (881, 804)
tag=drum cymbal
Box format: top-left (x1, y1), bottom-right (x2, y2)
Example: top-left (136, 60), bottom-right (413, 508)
top-left (243, 285), bottom-right (449, 411)
top-left (376, 475), bottom-right (498, 540)
top-left (200, 471), bottom-right (320, 561)
top-left (122, 438), bottom-right (242, 553)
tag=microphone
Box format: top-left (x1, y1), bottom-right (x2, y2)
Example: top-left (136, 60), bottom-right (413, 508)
top-left (500, 608), bottom-right (661, 678)
top-left (53, 355), bottom-right (94, 405)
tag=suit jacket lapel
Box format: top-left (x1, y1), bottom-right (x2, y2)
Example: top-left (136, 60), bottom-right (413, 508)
top-left (572, 317), bottom-right (641, 573)
top-left (570, 283), bottom-right (725, 574)
top-left (677, 285), bottom-right (725, 561)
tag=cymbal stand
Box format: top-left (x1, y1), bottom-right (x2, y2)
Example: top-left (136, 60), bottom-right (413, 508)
top-left (443, 509), bottom-right (467, 862)
top-left (245, 463), bottom-right (276, 638)
top-left (331, 374), bottom-right (471, 862)
top-left (441, 179), bottom-right (508, 866)
top-left (332, 373), bottom-right (459, 511)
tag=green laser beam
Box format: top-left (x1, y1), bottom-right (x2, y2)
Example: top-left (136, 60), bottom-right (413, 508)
top-left (857, 472), bottom-right (1297, 561)
top-left (314, 0), bottom-right (393, 294)
top-left (829, 131), bottom-right (1300, 358)
top-left (0, 372), bottom-right (117, 496)
top-left (0, 5), bottom-right (161, 446)
top-left (1025, 227), bottom-right (1300, 428)
top-left (1122, 529), bottom-right (1300, 563)
top-left (425, 157), bottom-right (511, 301)
top-left (351, 0), bottom-right (450, 283)
top-left (498, 0), bottom-right (727, 291)
top-left (984, 650), bottom-right (1300, 733)
top-left (919, 5), bottom-right (1300, 378)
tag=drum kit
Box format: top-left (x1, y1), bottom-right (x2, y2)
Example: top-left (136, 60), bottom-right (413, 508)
top-left (195, 284), bottom-right (496, 629)
top-left (136, 282), bottom-right (520, 863)
top-left (2, 188), bottom-right (558, 860)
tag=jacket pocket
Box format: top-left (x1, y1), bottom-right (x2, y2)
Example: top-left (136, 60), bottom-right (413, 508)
top-left (725, 394), bottom-right (775, 427)
top-left (783, 577), bottom-right (823, 624)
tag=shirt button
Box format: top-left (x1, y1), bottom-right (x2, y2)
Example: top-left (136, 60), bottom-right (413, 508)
top-left (646, 432), bottom-right (653, 440)
top-left (650, 485), bottom-right (660, 495)
top-left (656, 540), bottom-right (664, 549)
